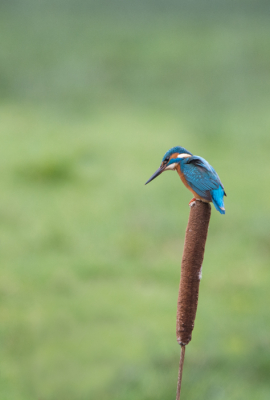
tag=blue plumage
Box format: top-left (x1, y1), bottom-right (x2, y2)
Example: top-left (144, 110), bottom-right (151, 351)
top-left (146, 147), bottom-right (226, 215)
top-left (211, 185), bottom-right (226, 214)
top-left (162, 146), bottom-right (192, 162)
top-left (179, 156), bottom-right (226, 214)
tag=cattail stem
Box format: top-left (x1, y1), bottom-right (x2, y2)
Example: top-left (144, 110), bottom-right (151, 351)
top-left (175, 200), bottom-right (211, 396)
top-left (176, 345), bottom-right (186, 400)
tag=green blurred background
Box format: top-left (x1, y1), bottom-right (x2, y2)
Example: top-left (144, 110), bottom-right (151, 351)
top-left (1, 1), bottom-right (270, 399)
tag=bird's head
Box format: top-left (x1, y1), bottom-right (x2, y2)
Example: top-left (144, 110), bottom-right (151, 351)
top-left (145, 146), bottom-right (193, 185)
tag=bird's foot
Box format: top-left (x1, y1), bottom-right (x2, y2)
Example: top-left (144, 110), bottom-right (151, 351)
top-left (189, 198), bottom-right (196, 207)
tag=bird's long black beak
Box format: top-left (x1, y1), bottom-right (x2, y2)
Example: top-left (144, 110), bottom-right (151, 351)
top-left (145, 166), bottom-right (165, 185)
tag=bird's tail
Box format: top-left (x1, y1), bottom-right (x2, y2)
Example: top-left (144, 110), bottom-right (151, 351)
top-left (211, 186), bottom-right (226, 215)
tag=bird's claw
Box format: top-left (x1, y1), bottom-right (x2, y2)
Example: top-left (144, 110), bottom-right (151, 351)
top-left (189, 198), bottom-right (196, 207)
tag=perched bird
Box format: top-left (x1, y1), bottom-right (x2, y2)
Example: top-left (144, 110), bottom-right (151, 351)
top-left (145, 146), bottom-right (226, 214)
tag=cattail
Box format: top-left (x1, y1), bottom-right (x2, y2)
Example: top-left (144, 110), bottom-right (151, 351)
top-left (176, 200), bottom-right (211, 400)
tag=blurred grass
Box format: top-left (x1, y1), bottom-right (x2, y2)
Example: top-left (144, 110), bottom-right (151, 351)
top-left (0, 2), bottom-right (270, 399)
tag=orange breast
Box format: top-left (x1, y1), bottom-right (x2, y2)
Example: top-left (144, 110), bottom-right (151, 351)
top-left (175, 164), bottom-right (206, 202)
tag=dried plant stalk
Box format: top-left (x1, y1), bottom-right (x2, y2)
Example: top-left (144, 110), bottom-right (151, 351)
top-left (176, 345), bottom-right (186, 400)
top-left (176, 200), bottom-right (211, 399)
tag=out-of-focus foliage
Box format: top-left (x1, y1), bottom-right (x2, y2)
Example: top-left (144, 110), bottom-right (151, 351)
top-left (0, 2), bottom-right (270, 399)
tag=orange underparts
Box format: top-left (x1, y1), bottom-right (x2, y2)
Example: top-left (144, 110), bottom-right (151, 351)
top-left (175, 164), bottom-right (206, 202)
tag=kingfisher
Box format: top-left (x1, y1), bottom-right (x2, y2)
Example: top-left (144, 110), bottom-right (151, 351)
top-left (145, 146), bottom-right (226, 214)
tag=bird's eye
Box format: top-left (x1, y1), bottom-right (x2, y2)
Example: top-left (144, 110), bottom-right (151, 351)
top-left (164, 157), bottom-right (169, 163)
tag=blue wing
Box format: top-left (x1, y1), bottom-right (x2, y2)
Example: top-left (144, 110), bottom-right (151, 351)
top-left (182, 156), bottom-right (226, 213)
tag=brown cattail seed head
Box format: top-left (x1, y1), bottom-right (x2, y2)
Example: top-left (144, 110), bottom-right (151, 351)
top-left (176, 201), bottom-right (211, 346)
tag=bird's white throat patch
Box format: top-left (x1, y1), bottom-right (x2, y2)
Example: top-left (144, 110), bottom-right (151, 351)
top-left (165, 163), bottom-right (177, 170)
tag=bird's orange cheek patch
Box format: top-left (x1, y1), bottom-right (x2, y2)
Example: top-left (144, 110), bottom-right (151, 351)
top-left (169, 153), bottom-right (178, 160)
